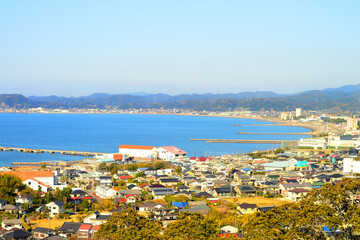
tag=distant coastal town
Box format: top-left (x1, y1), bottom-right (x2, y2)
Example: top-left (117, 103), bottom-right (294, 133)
top-left (0, 107), bottom-right (360, 239)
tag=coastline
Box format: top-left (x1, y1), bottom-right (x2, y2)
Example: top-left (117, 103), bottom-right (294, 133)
top-left (0, 110), bottom-right (317, 132)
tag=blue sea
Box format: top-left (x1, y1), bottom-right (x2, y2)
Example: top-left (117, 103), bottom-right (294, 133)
top-left (0, 113), bottom-right (310, 166)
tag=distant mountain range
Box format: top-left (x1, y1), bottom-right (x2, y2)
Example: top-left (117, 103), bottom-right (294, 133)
top-left (1, 84), bottom-right (360, 112)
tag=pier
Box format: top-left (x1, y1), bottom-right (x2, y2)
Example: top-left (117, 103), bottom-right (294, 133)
top-left (0, 146), bottom-right (106, 157)
top-left (11, 160), bottom-right (83, 166)
top-left (190, 139), bottom-right (298, 144)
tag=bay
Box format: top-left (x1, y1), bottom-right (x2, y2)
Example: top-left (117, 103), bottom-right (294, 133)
top-left (0, 113), bottom-right (310, 166)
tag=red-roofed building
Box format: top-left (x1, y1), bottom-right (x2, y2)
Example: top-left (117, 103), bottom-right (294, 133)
top-left (198, 157), bottom-right (207, 162)
top-left (91, 225), bottom-right (100, 235)
top-left (0, 171), bottom-right (54, 192)
top-left (125, 194), bottom-right (137, 204)
top-left (78, 224), bottom-right (93, 239)
top-left (157, 146), bottom-right (187, 160)
top-left (119, 145), bottom-right (157, 160)
top-left (113, 153), bottom-right (123, 160)
top-left (140, 183), bottom-right (148, 188)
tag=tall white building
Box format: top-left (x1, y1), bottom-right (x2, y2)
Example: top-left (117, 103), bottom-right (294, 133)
top-left (295, 108), bottom-right (302, 117)
top-left (343, 157), bottom-right (360, 174)
top-left (347, 116), bottom-right (358, 130)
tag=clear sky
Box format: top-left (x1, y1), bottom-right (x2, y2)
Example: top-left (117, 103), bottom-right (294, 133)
top-left (0, 1), bottom-right (359, 97)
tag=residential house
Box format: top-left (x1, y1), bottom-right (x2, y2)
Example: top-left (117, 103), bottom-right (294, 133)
top-left (2, 219), bottom-right (23, 230)
top-left (46, 200), bottom-right (65, 217)
top-left (70, 189), bottom-right (92, 204)
top-left (83, 211), bottom-right (111, 225)
top-left (2, 204), bottom-right (18, 213)
top-left (157, 146), bottom-right (187, 160)
top-left (157, 169), bottom-right (173, 176)
top-left (194, 192), bottom-right (213, 199)
top-left (279, 183), bottom-right (310, 196)
top-left (15, 194), bottom-right (33, 205)
top-left (0, 199), bottom-right (7, 209)
top-left (77, 224), bottom-right (93, 239)
top-left (99, 176), bottom-right (113, 186)
top-left (234, 172), bottom-right (251, 185)
top-left (95, 185), bottom-right (117, 199)
top-left (151, 187), bottom-right (175, 199)
top-left (238, 203), bottom-right (258, 214)
top-left (213, 186), bottom-right (236, 197)
top-left (144, 168), bottom-right (157, 176)
top-left (33, 227), bottom-right (55, 240)
top-left (179, 204), bottom-right (211, 215)
top-left (2, 229), bottom-right (32, 240)
top-left (158, 177), bottom-right (179, 187)
top-left (57, 222), bottom-right (82, 238)
top-left (138, 203), bottom-right (164, 212)
top-left (125, 194), bottom-right (137, 204)
top-left (286, 188), bottom-right (310, 202)
top-left (234, 185), bottom-right (256, 196)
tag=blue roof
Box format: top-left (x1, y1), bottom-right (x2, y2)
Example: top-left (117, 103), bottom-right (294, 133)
top-left (172, 202), bottom-right (189, 208)
top-left (138, 168), bottom-right (148, 171)
top-left (242, 167), bottom-right (251, 171)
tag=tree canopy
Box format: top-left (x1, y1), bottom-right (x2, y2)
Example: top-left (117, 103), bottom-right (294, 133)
top-left (240, 178), bottom-right (360, 240)
top-left (94, 209), bottom-right (162, 240)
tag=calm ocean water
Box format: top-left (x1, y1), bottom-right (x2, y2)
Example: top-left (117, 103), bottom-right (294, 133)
top-left (0, 113), bottom-right (310, 166)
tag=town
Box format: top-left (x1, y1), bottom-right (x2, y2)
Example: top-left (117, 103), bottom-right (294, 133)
top-left (0, 108), bottom-right (360, 239)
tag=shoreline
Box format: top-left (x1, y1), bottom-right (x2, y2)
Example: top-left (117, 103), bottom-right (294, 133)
top-left (0, 111), bottom-right (317, 132)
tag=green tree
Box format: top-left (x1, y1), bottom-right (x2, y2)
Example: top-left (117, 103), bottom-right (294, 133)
top-left (98, 162), bottom-right (108, 171)
top-left (81, 199), bottom-right (91, 211)
top-left (94, 209), bottom-right (162, 240)
top-left (163, 212), bottom-right (218, 240)
top-left (175, 166), bottom-right (182, 176)
top-left (135, 172), bottom-right (144, 178)
top-left (0, 174), bottom-right (26, 203)
top-left (240, 178), bottom-right (360, 240)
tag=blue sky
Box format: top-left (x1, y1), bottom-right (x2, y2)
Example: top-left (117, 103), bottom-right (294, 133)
top-left (0, 1), bottom-right (359, 97)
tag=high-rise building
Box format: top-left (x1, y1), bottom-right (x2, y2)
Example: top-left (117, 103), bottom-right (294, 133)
top-left (295, 108), bottom-right (302, 117)
top-left (346, 116), bottom-right (358, 130)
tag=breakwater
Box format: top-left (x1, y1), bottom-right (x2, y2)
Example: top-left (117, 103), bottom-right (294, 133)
top-left (0, 146), bottom-right (105, 157)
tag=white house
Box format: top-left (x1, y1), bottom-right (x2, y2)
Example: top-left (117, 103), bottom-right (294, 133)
top-left (95, 185), bottom-right (117, 199)
top-left (343, 157), bottom-right (360, 174)
top-left (157, 146), bottom-right (187, 160)
top-left (118, 145), bottom-right (157, 159)
top-left (299, 138), bottom-right (327, 150)
top-left (157, 168), bottom-right (173, 176)
top-left (1, 219), bottom-right (23, 230)
top-left (46, 200), bottom-right (65, 217)
top-left (1, 171), bottom-right (55, 192)
top-left (83, 211), bottom-right (111, 225)
top-left (15, 194), bottom-right (33, 205)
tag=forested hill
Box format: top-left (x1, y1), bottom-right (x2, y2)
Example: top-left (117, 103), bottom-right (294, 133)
top-left (1, 85), bottom-right (360, 111)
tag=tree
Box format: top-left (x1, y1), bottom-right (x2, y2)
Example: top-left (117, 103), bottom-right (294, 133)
top-left (81, 199), bottom-right (91, 211)
top-left (94, 209), bottom-right (162, 240)
top-left (135, 172), bottom-right (144, 178)
top-left (175, 166), bottom-right (182, 176)
top-left (163, 212), bottom-right (218, 240)
top-left (98, 163), bottom-right (108, 171)
top-left (0, 174), bottom-right (26, 203)
top-left (240, 178), bottom-right (360, 240)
